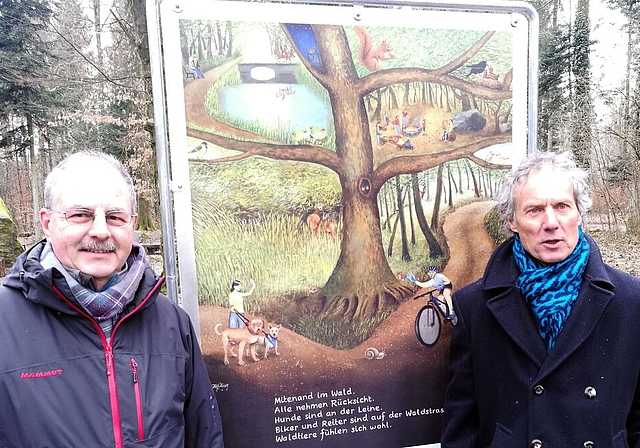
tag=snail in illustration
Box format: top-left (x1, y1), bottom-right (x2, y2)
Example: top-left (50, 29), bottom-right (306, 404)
top-left (365, 347), bottom-right (385, 360)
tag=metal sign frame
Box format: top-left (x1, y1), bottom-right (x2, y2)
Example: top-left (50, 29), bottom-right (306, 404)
top-left (146, 1), bottom-right (538, 446)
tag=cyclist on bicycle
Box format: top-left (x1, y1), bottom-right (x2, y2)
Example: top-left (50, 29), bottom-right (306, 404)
top-left (406, 266), bottom-right (456, 321)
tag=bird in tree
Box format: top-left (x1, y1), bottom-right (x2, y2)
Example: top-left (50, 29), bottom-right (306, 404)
top-left (466, 60), bottom-right (487, 76)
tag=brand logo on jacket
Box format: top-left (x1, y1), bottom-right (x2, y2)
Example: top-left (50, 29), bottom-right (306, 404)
top-left (20, 369), bottom-right (63, 379)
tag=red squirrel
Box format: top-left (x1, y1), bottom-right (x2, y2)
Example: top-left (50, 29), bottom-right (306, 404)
top-left (354, 26), bottom-right (395, 71)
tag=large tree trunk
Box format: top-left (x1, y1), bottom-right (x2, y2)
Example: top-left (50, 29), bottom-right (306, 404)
top-left (570, 0), bottom-right (592, 168)
top-left (136, 197), bottom-right (155, 231)
top-left (124, 0), bottom-right (158, 231)
top-left (309, 34), bottom-right (413, 319)
top-left (321, 178), bottom-right (412, 321)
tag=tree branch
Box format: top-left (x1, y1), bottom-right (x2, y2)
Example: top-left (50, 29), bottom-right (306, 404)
top-left (186, 128), bottom-right (343, 173)
top-left (371, 134), bottom-right (511, 192)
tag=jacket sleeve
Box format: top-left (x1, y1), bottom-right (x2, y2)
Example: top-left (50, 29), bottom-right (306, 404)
top-left (441, 293), bottom-right (479, 447)
top-left (184, 320), bottom-right (225, 448)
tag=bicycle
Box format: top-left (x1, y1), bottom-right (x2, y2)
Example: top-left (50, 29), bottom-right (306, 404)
top-left (414, 288), bottom-right (458, 347)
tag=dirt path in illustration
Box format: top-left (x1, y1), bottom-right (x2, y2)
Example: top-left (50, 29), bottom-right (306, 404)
top-left (441, 201), bottom-right (498, 287)
top-left (199, 201), bottom-right (497, 446)
top-left (184, 59), bottom-right (241, 136)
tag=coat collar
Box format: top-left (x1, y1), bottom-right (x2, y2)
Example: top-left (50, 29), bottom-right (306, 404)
top-left (5, 240), bottom-right (163, 318)
top-left (484, 234), bottom-right (615, 375)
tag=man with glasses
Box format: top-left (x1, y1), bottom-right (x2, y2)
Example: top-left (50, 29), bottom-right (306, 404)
top-left (0, 151), bottom-right (224, 447)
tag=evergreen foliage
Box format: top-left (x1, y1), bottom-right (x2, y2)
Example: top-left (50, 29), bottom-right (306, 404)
top-left (0, 0), bottom-right (59, 153)
top-left (538, 24), bottom-right (572, 151)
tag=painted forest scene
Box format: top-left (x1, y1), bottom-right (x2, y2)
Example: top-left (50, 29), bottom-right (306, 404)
top-left (174, 11), bottom-right (530, 445)
top-left (183, 17), bottom-right (518, 339)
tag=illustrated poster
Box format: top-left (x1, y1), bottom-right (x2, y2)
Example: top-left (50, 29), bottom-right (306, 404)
top-left (149, 0), bottom-right (537, 446)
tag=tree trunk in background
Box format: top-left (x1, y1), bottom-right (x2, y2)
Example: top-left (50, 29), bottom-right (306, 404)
top-left (395, 176), bottom-right (410, 262)
top-left (27, 116), bottom-right (43, 240)
top-left (92, 0), bottom-right (103, 66)
top-left (620, 5), bottom-right (640, 234)
top-left (535, 0), bottom-right (567, 152)
top-left (431, 164), bottom-right (444, 230)
top-left (122, 0), bottom-right (158, 232)
top-left (571, 0), bottom-right (593, 168)
top-left (447, 164), bottom-right (454, 208)
top-left (411, 173), bottom-right (444, 258)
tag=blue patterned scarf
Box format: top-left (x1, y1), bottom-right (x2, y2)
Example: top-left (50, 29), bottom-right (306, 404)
top-left (513, 228), bottom-right (590, 352)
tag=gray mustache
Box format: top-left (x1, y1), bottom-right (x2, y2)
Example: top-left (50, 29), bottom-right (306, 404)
top-left (78, 241), bottom-right (117, 252)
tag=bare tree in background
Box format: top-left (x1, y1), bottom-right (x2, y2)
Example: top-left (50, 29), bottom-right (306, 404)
top-left (0, 0), bottom-right (158, 240)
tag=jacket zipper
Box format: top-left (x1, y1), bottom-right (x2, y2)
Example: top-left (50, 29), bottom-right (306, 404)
top-left (130, 357), bottom-right (145, 440)
top-left (52, 277), bottom-right (163, 448)
top-left (105, 343), bottom-right (123, 448)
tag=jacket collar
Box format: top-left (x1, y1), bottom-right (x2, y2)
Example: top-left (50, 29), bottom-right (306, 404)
top-left (481, 233), bottom-right (613, 290)
top-left (484, 234), bottom-right (615, 375)
top-left (4, 240), bottom-right (163, 318)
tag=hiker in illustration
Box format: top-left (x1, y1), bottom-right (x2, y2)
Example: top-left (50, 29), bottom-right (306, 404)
top-left (376, 121), bottom-right (384, 148)
top-left (393, 115), bottom-right (402, 136)
top-left (228, 279), bottom-right (256, 328)
top-left (441, 119), bottom-right (454, 142)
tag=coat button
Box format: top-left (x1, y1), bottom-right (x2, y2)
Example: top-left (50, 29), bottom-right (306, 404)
top-left (533, 384), bottom-right (545, 395)
top-left (584, 387), bottom-right (597, 399)
top-left (530, 439), bottom-right (543, 448)
top-left (583, 441), bottom-right (595, 448)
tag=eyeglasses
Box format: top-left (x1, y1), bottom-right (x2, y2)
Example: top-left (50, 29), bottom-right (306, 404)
top-left (48, 208), bottom-right (136, 227)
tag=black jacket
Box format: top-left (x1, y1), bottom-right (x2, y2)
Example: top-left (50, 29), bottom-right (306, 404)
top-left (0, 241), bottom-right (224, 447)
top-left (442, 235), bottom-right (640, 448)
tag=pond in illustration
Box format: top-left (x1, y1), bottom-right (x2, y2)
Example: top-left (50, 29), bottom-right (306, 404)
top-left (218, 83), bottom-right (333, 134)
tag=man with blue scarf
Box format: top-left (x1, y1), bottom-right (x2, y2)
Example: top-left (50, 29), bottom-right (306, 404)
top-left (442, 151), bottom-right (640, 447)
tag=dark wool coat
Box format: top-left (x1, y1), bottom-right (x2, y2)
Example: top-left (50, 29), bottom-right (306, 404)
top-left (442, 234), bottom-right (640, 448)
top-left (0, 241), bottom-right (224, 448)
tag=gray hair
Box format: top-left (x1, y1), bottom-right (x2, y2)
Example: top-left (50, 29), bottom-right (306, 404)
top-left (495, 151), bottom-right (592, 223)
top-left (44, 151), bottom-right (137, 214)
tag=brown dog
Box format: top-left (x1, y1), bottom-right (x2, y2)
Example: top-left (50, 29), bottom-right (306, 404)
top-left (215, 319), bottom-right (264, 366)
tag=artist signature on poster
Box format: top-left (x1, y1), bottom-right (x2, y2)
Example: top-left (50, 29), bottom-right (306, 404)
top-left (211, 382), bottom-right (229, 392)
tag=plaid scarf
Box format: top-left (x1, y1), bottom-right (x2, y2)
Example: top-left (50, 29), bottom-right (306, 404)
top-left (513, 228), bottom-right (590, 352)
top-left (68, 244), bottom-right (146, 322)
top-left (41, 242), bottom-right (146, 325)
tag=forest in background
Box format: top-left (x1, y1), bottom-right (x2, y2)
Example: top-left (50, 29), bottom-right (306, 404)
top-left (1, 0), bottom-right (639, 250)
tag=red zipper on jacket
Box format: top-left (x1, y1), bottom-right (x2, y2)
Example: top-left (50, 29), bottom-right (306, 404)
top-left (104, 343), bottom-right (123, 447)
top-left (129, 357), bottom-right (144, 440)
top-left (52, 277), bottom-right (164, 448)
